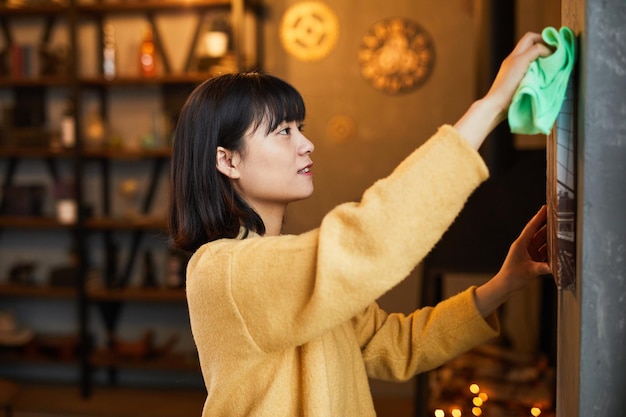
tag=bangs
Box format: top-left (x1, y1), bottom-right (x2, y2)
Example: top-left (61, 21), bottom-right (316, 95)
top-left (248, 74), bottom-right (306, 134)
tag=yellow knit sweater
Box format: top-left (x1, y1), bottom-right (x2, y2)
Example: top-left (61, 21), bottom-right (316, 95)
top-left (186, 125), bottom-right (499, 416)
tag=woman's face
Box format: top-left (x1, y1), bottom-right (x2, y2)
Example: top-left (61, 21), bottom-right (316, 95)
top-left (233, 119), bottom-right (315, 211)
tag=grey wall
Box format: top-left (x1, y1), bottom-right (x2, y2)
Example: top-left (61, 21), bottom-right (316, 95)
top-left (560, 0), bottom-right (626, 416)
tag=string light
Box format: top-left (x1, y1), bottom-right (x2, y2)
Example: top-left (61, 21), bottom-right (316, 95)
top-left (433, 383), bottom-right (547, 417)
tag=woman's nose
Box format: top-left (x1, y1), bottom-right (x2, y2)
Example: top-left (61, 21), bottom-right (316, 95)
top-left (300, 134), bottom-right (314, 154)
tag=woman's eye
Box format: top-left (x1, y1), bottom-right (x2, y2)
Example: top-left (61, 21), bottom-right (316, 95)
top-left (276, 122), bottom-right (303, 135)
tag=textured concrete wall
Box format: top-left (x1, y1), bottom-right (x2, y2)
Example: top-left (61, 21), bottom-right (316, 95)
top-left (560, 0), bottom-right (626, 416)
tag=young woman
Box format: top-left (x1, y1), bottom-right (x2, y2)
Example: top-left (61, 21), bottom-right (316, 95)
top-left (169, 32), bottom-right (552, 417)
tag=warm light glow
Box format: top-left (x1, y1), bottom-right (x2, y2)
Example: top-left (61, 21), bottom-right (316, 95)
top-left (478, 392), bottom-right (488, 402)
top-left (451, 408), bottom-right (462, 417)
top-left (472, 407), bottom-right (483, 416)
top-left (531, 407), bottom-right (542, 416)
top-left (203, 32), bottom-right (229, 57)
top-left (434, 409), bottom-right (445, 417)
top-left (473, 397), bottom-right (483, 407)
top-left (469, 383), bottom-right (480, 394)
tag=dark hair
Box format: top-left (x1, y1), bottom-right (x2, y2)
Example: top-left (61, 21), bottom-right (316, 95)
top-left (168, 72), bottom-right (306, 253)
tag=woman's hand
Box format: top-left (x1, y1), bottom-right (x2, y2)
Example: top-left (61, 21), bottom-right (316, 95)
top-left (454, 32), bottom-right (553, 149)
top-left (484, 32), bottom-right (554, 124)
top-left (474, 205), bottom-right (552, 318)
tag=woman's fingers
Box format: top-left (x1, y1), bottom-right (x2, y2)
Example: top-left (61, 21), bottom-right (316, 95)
top-left (519, 205), bottom-right (548, 243)
top-left (512, 32), bottom-right (545, 54)
top-left (528, 223), bottom-right (548, 262)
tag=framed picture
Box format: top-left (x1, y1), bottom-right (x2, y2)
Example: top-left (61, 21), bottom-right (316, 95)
top-left (547, 75), bottom-right (577, 290)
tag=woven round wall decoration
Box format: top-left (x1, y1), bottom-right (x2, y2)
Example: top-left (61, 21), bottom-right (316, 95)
top-left (358, 18), bottom-right (436, 94)
top-left (280, 1), bottom-right (339, 61)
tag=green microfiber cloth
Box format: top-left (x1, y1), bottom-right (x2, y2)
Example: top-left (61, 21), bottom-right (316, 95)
top-left (508, 26), bottom-right (577, 135)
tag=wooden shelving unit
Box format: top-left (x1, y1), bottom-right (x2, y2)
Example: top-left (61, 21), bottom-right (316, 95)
top-left (0, 0), bottom-right (260, 397)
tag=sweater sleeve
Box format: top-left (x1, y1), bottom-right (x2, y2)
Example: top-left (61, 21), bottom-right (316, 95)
top-left (187, 125), bottom-right (489, 353)
top-left (351, 287), bottom-right (500, 381)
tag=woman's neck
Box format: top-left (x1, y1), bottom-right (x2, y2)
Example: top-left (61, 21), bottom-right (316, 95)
top-left (256, 204), bottom-right (286, 236)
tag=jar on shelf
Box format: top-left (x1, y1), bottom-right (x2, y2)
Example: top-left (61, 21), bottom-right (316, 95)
top-left (60, 98), bottom-right (75, 148)
top-left (103, 23), bottom-right (117, 80)
top-left (139, 26), bottom-right (157, 77)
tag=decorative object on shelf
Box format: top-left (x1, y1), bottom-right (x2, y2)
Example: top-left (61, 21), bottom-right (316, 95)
top-left (0, 310), bottom-right (34, 347)
top-left (138, 25), bottom-right (157, 77)
top-left (110, 330), bottom-right (155, 359)
top-left (165, 248), bottom-right (188, 289)
top-left (102, 23), bottom-right (117, 80)
top-left (0, 101), bottom-right (51, 148)
top-left (55, 199), bottom-right (76, 224)
top-left (7, 262), bottom-right (37, 285)
top-left (108, 330), bottom-right (179, 361)
top-left (0, 184), bottom-right (46, 216)
top-left (48, 265), bottom-right (78, 287)
top-left (195, 16), bottom-right (230, 73)
top-left (118, 178), bottom-right (140, 218)
top-left (60, 97), bottom-right (75, 148)
top-left (22, 333), bottom-right (81, 361)
top-left (84, 107), bottom-right (106, 149)
top-left (53, 179), bottom-right (76, 224)
top-left (358, 17), bottom-right (436, 94)
top-left (1, 43), bottom-right (40, 78)
top-left (39, 44), bottom-right (70, 76)
top-left (280, 1), bottom-right (339, 62)
top-left (139, 111), bottom-right (167, 149)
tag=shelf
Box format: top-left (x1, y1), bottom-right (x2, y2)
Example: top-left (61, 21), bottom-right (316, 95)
top-left (78, 0), bottom-right (233, 14)
top-left (0, 3), bottom-right (67, 16)
top-left (0, 0), bottom-right (254, 16)
top-left (0, 76), bottom-right (70, 87)
top-left (0, 283), bottom-right (76, 298)
top-left (82, 146), bottom-right (171, 159)
top-left (91, 350), bottom-right (199, 372)
top-left (0, 146), bottom-right (170, 159)
top-left (0, 146), bottom-right (73, 158)
top-left (88, 287), bottom-right (185, 302)
top-left (85, 216), bottom-right (166, 230)
top-left (0, 216), bottom-right (67, 229)
top-left (0, 349), bottom-right (79, 365)
top-left (79, 73), bottom-right (213, 87)
top-left (0, 216), bottom-right (165, 230)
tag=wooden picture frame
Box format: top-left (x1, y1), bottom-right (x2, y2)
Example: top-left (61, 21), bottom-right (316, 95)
top-left (547, 74), bottom-right (577, 290)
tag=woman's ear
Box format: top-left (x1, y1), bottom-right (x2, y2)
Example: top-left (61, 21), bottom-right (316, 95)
top-left (216, 146), bottom-right (241, 179)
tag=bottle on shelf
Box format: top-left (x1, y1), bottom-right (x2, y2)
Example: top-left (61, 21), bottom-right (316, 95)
top-left (139, 26), bottom-right (157, 77)
top-left (103, 23), bottom-right (117, 80)
top-left (60, 98), bottom-right (75, 148)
